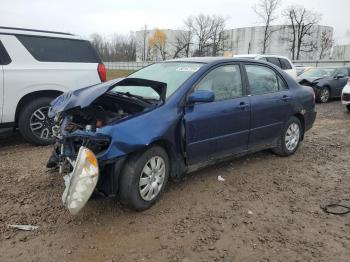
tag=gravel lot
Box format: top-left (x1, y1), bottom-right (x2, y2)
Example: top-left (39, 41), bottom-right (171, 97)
top-left (1, 101), bottom-right (350, 262)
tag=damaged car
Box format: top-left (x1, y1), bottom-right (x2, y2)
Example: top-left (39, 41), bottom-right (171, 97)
top-left (298, 67), bottom-right (350, 103)
top-left (47, 58), bottom-right (317, 214)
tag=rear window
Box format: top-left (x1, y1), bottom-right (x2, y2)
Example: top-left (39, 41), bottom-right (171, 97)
top-left (16, 35), bottom-right (101, 63)
top-left (279, 58), bottom-right (292, 70)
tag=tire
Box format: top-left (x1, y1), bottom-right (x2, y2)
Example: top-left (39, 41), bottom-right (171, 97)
top-left (273, 116), bottom-right (303, 156)
top-left (347, 105), bottom-right (350, 111)
top-left (316, 87), bottom-right (330, 103)
top-left (118, 146), bottom-right (170, 211)
top-left (18, 97), bottom-right (55, 146)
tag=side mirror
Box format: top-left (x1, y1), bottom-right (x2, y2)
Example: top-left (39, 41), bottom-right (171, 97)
top-left (187, 90), bottom-right (215, 104)
top-left (335, 74), bottom-right (345, 79)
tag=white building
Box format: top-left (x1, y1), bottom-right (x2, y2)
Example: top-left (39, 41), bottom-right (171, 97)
top-left (332, 45), bottom-right (350, 60)
top-left (223, 25), bottom-right (334, 60)
top-left (135, 29), bottom-right (188, 62)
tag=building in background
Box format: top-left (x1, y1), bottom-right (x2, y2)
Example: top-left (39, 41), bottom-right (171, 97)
top-left (332, 45), bottom-right (350, 60)
top-left (223, 25), bottom-right (334, 60)
top-left (135, 29), bottom-right (189, 62)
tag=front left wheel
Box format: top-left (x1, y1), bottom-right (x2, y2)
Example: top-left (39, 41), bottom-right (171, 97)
top-left (118, 146), bottom-right (170, 211)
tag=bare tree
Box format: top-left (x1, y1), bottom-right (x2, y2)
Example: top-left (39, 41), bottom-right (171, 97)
top-left (184, 14), bottom-right (227, 56)
top-left (318, 30), bottom-right (333, 60)
top-left (283, 5), bottom-right (321, 60)
top-left (172, 31), bottom-right (192, 58)
top-left (253, 0), bottom-right (281, 54)
top-left (210, 15), bottom-right (227, 56)
top-left (90, 33), bottom-right (136, 61)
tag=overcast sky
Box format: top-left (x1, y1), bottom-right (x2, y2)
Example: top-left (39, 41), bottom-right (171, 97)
top-left (1, 0), bottom-right (349, 43)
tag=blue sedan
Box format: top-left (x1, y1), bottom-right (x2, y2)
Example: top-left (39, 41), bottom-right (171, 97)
top-left (48, 57), bottom-right (316, 214)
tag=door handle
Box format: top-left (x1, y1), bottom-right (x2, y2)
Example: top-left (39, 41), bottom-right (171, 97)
top-left (281, 95), bottom-right (290, 102)
top-left (238, 101), bottom-right (249, 110)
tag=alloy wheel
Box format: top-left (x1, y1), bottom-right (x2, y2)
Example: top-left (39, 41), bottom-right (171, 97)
top-left (285, 122), bottom-right (300, 152)
top-left (320, 88), bottom-right (330, 103)
top-left (139, 156), bottom-right (166, 201)
top-left (29, 106), bottom-right (55, 140)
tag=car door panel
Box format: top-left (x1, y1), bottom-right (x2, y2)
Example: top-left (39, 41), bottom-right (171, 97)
top-left (330, 68), bottom-right (349, 97)
top-left (185, 98), bottom-right (250, 165)
top-left (249, 90), bottom-right (293, 148)
top-left (245, 64), bottom-right (293, 149)
top-left (184, 64), bottom-right (250, 166)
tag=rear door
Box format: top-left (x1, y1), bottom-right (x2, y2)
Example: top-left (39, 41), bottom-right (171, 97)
top-left (184, 64), bottom-right (250, 165)
top-left (244, 63), bottom-right (294, 149)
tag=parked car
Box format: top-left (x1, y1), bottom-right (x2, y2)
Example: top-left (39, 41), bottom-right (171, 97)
top-left (341, 78), bottom-right (350, 111)
top-left (47, 57), bottom-right (316, 214)
top-left (298, 67), bottom-right (350, 103)
top-left (233, 54), bottom-right (297, 79)
top-left (295, 65), bottom-right (313, 76)
top-left (0, 27), bottom-right (106, 145)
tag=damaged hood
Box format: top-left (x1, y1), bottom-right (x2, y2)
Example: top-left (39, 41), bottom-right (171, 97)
top-left (298, 77), bottom-right (326, 86)
top-left (49, 78), bottom-right (167, 116)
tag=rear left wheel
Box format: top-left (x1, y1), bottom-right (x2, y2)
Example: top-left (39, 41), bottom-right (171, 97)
top-left (273, 117), bottom-right (303, 156)
top-left (118, 146), bottom-right (170, 211)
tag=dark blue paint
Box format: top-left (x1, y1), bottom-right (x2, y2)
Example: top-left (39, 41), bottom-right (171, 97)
top-left (52, 58), bottom-right (317, 172)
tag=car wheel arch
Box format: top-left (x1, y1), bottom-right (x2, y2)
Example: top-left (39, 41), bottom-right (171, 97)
top-left (293, 113), bottom-right (305, 141)
top-left (15, 90), bottom-right (63, 124)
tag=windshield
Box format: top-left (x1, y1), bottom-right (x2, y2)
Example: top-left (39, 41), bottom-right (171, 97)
top-left (110, 62), bottom-right (203, 99)
top-left (300, 68), bottom-right (336, 78)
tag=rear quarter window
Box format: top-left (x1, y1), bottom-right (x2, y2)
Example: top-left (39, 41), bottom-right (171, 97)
top-left (16, 35), bottom-right (101, 63)
top-left (266, 57), bottom-right (281, 68)
top-left (279, 58), bottom-right (293, 70)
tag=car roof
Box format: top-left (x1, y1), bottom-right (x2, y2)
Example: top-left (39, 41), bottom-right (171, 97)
top-left (0, 26), bottom-right (83, 40)
top-left (234, 54), bottom-right (292, 60)
top-left (166, 56), bottom-right (262, 64)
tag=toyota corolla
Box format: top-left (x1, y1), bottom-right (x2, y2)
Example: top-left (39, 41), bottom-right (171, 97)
top-left (47, 58), bottom-right (317, 214)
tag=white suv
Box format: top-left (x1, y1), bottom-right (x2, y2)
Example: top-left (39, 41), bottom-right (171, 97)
top-left (0, 27), bottom-right (106, 145)
top-left (234, 54), bottom-right (297, 79)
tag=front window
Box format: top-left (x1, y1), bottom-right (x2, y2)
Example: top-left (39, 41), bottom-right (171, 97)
top-left (300, 68), bottom-right (336, 78)
top-left (111, 62), bottom-right (203, 99)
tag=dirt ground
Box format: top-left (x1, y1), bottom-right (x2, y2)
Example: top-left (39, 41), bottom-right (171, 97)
top-left (1, 101), bottom-right (350, 262)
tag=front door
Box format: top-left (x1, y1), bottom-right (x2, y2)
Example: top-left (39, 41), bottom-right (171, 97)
top-left (184, 64), bottom-right (250, 165)
top-left (244, 64), bottom-right (294, 149)
top-left (330, 68), bottom-right (349, 97)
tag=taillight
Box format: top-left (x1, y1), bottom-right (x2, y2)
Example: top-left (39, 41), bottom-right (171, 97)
top-left (97, 63), bottom-right (106, 82)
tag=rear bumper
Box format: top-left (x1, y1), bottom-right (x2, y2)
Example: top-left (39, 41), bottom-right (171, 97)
top-left (304, 108), bottom-right (317, 132)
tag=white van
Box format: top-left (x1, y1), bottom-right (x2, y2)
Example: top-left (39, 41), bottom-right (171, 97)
top-left (234, 54), bottom-right (297, 79)
top-left (0, 27), bottom-right (106, 145)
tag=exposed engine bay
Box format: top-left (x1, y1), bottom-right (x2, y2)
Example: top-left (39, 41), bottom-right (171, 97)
top-left (61, 93), bottom-right (150, 134)
top-left (49, 92), bottom-right (155, 173)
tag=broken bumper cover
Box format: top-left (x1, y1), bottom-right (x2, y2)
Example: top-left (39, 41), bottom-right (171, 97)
top-left (62, 147), bottom-right (99, 215)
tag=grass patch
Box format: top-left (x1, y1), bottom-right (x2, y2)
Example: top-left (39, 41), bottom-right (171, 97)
top-left (107, 69), bottom-right (135, 80)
